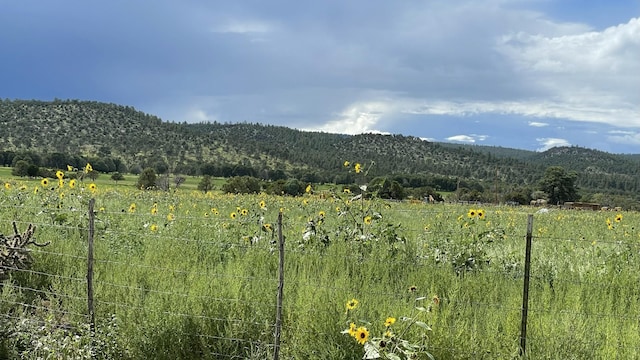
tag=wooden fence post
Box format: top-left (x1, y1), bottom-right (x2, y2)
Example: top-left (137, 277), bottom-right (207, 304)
top-left (273, 211), bottom-right (285, 360)
top-left (520, 214), bottom-right (534, 357)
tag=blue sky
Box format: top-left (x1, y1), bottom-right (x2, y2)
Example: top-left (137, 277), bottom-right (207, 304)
top-left (1, 1), bottom-right (639, 153)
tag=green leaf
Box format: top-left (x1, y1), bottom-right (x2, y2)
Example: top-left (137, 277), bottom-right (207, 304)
top-left (414, 321), bottom-right (432, 331)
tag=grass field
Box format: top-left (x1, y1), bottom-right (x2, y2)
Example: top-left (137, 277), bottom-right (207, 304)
top-left (1, 169), bottom-right (640, 359)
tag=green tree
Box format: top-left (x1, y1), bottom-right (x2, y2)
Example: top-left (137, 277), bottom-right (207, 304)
top-left (111, 172), bottom-right (125, 184)
top-left (11, 160), bottom-right (30, 177)
top-left (539, 166), bottom-right (578, 205)
top-left (137, 168), bottom-right (157, 190)
top-left (221, 176), bottom-right (261, 194)
top-left (197, 175), bottom-right (214, 193)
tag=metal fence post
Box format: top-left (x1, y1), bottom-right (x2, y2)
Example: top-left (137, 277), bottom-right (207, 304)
top-left (520, 214), bottom-right (534, 357)
top-left (273, 211), bottom-right (285, 360)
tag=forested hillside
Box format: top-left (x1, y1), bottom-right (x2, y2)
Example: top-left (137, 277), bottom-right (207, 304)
top-left (1, 99), bottom-right (640, 206)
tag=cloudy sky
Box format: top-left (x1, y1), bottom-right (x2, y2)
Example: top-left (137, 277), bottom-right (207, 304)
top-left (1, 1), bottom-right (639, 153)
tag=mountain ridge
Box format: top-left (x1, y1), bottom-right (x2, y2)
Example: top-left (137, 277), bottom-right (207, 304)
top-left (1, 99), bottom-right (639, 204)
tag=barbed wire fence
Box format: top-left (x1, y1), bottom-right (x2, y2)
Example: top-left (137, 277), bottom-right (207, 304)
top-left (1, 200), bottom-right (639, 359)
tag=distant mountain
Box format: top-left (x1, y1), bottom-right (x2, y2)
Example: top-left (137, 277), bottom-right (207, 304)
top-left (1, 99), bottom-right (639, 201)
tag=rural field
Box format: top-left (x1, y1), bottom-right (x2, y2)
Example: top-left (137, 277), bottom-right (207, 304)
top-left (1, 168), bottom-right (640, 359)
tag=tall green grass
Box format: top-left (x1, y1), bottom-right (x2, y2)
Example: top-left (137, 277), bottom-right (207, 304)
top-left (1, 180), bottom-right (639, 359)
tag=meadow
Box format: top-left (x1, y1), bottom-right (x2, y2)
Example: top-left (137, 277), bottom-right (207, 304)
top-left (1, 168), bottom-right (640, 359)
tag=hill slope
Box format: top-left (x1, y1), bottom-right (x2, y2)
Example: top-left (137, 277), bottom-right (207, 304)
top-left (1, 99), bottom-right (639, 199)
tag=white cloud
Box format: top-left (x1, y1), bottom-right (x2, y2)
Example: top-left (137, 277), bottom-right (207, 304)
top-left (446, 134), bottom-right (488, 143)
top-left (529, 121), bottom-right (549, 127)
top-left (184, 109), bottom-right (215, 123)
top-left (211, 20), bottom-right (275, 34)
top-left (496, 17), bottom-right (640, 126)
top-left (536, 137), bottom-right (571, 151)
top-left (301, 101), bottom-right (392, 135)
top-left (607, 131), bottom-right (640, 145)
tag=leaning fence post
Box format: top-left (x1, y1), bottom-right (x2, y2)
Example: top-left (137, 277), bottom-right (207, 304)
top-left (273, 211), bottom-right (285, 360)
top-left (520, 214), bottom-right (534, 357)
top-left (87, 198), bottom-right (96, 334)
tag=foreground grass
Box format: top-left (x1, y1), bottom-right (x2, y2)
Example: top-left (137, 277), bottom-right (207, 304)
top-left (1, 180), bottom-right (639, 359)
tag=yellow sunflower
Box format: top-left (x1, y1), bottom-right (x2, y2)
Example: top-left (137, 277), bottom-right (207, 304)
top-left (345, 298), bottom-right (359, 311)
top-left (41, 178), bottom-right (49, 187)
top-left (467, 209), bottom-right (477, 218)
top-left (384, 317), bottom-right (396, 327)
top-left (348, 322), bottom-right (357, 337)
top-left (355, 327), bottom-right (369, 345)
top-left (88, 183), bottom-right (97, 192)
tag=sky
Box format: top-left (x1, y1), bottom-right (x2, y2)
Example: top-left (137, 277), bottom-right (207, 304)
top-left (1, 0), bottom-right (639, 153)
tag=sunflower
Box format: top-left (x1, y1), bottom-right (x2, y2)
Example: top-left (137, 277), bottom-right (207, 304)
top-left (345, 298), bottom-right (359, 311)
top-left (58, 179), bottom-right (64, 188)
top-left (150, 224), bottom-right (158, 232)
top-left (84, 163), bottom-right (93, 173)
top-left (151, 207), bottom-right (158, 215)
top-left (88, 183), bottom-right (97, 192)
top-left (241, 209), bottom-right (249, 216)
top-left (348, 322), bottom-right (357, 337)
top-left (262, 223), bottom-right (273, 232)
top-left (167, 213), bottom-right (175, 221)
top-left (343, 188), bottom-right (351, 194)
top-left (467, 209), bottom-right (477, 218)
top-left (354, 163), bottom-right (362, 173)
top-left (305, 184), bottom-right (312, 193)
top-left (230, 212), bottom-right (237, 219)
top-left (384, 317), bottom-right (396, 327)
top-left (615, 214), bottom-right (623, 223)
top-left (477, 209), bottom-right (485, 219)
top-left (364, 216), bottom-right (372, 225)
top-left (355, 327), bottom-right (369, 345)
top-left (56, 170), bottom-right (64, 180)
top-left (259, 200), bottom-right (266, 209)
top-left (68, 179), bottom-right (76, 189)
top-left (4, 183), bottom-right (10, 190)
top-left (128, 203), bottom-right (136, 213)
top-left (41, 178), bottom-right (49, 187)
top-left (344, 160), bottom-right (350, 167)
